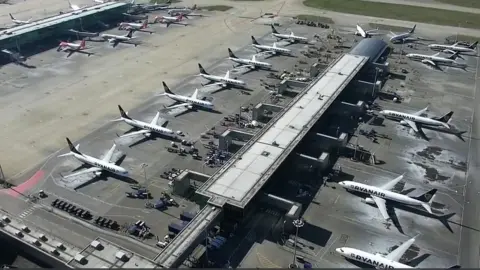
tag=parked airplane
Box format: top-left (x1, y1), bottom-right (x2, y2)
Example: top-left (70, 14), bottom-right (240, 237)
top-left (57, 39), bottom-right (91, 57)
top-left (339, 174), bottom-right (437, 220)
top-left (154, 14), bottom-right (187, 26)
top-left (197, 63), bottom-right (246, 88)
top-left (167, 4), bottom-right (197, 16)
top-left (228, 48), bottom-right (272, 70)
top-left (67, 29), bottom-right (99, 38)
top-left (9, 13), bottom-right (32, 25)
top-left (160, 82), bottom-right (215, 111)
top-left (251, 36), bottom-right (291, 56)
top-left (354, 24), bottom-right (381, 38)
top-left (118, 20), bottom-right (152, 33)
top-left (428, 41), bottom-right (478, 54)
top-left (271, 25), bottom-right (308, 43)
top-left (101, 30), bottom-right (137, 47)
top-left (406, 51), bottom-right (466, 69)
top-left (389, 24), bottom-right (417, 43)
top-left (58, 138), bottom-right (129, 178)
top-left (93, 0), bottom-right (112, 3)
top-left (68, 0), bottom-right (87, 11)
top-left (113, 105), bottom-right (176, 139)
top-left (380, 106), bottom-right (453, 134)
top-left (144, 0), bottom-right (172, 11)
top-left (1, 49), bottom-right (26, 63)
top-left (336, 235), bottom-right (460, 269)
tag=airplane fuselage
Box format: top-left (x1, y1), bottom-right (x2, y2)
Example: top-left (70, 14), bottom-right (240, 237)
top-left (119, 22), bottom-right (143, 29)
top-left (70, 152), bottom-right (128, 176)
top-left (165, 93), bottom-right (214, 109)
top-left (229, 57), bottom-right (271, 69)
top-left (390, 33), bottom-right (412, 43)
top-left (200, 74), bottom-right (245, 86)
top-left (381, 109), bottom-right (449, 128)
top-left (428, 44), bottom-right (476, 53)
top-left (123, 118), bottom-right (174, 136)
top-left (340, 181), bottom-right (425, 207)
top-left (101, 34), bottom-right (132, 41)
top-left (61, 43), bottom-right (81, 50)
top-left (253, 44), bottom-right (291, 54)
top-left (336, 247), bottom-right (411, 269)
top-left (273, 33), bottom-right (307, 42)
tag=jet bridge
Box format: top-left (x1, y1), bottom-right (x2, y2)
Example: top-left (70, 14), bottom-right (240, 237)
top-left (155, 54), bottom-right (369, 268)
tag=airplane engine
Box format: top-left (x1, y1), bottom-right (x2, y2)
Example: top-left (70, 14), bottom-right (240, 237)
top-left (187, 105), bottom-right (193, 109)
top-left (362, 197), bottom-right (376, 205)
top-left (94, 171), bottom-right (102, 176)
top-left (354, 31), bottom-right (359, 36)
top-left (400, 120), bottom-right (408, 126)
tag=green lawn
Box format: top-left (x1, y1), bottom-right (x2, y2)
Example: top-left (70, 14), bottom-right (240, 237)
top-left (296, 14), bottom-right (333, 24)
top-left (435, 0), bottom-right (480, 9)
top-left (199, 5), bottom-right (233, 11)
top-left (303, 0), bottom-right (480, 29)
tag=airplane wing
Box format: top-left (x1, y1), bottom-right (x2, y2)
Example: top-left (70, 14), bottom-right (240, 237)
top-left (166, 103), bottom-right (189, 110)
top-left (120, 129), bottom-right (150, 138)
top-left (412, 106), bottom-right (428, 116)
top-left (384, 236), bottom-right (416, 261)
top-left (150, 112), bottom-right (161, 125)
top-left (370, 196), bottom-right (390, 220)
top-left (378, 174), bottom-right (404, 191)
top-left (224, 70), bottom-right (230, 79)
top-left (423, 59), bottom-right (437, 67)
top-left (63, 167), bottom-right (102, 179)
top-left (356, 25), bottom-right (367, 38)
top-left (102, 143), bottom-right (117, 163)
top-left (191, 89), bottom-right (199, 99)
top-left (403, 119), bottom-right (420, 133)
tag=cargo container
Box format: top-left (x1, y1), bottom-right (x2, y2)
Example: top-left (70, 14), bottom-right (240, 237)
top-left (180, 211), bottom-right (196, 222)
top-left (210, 240), bottom-right (221, 249)
top-left (214, 236), bottom-right (226, 244)
top-left (154, 200), bottom-right (166, 210)
top-left (211, 238), bottom-right (223, 247)
top-left (168, 222), bottom-right (186, 234)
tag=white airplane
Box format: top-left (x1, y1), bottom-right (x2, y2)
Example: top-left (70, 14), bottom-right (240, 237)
top-left (270, 25), bottom-right (308, 43)
top-left (380, 106), bottom-right (453, 134)
top-left (339, 174), bottom-right (437, 220)
top-left (428, 41), bottom-right (477, 54)
top-left (228, 48), bottom-right (272, 70)
top-left (57, 39), bottom-right (91, 57)
top-left (197, 63), bottom-right (246, 88)
top-left (406, 51), bottom-right (466, 69)
top-left (9, 13), bottom-right (32, 25)
top-left (1, 49), bottom-right (26, 63)
top-left (167, 4), bottom-right (197, 16)
top-left (153, 14), bottom-right (188, 27)
top-left (336, 235), bottom-right (460, 269)
top-left (113, 105), bottom-right (177, 139)
top-left (68, 0), bottom-right (87, 11)
top-left (144, 0), bottom-right (172, 10)
top-left (58, 138), bottom-right (129, 178)
top-left (101, 30), bottom-right (137, 47)
top-left (251, 36), bottom-right (292, 56)
top-left (118, 20), bottom-right (149, 31)
top-left (389, 24), bottom-right (417, 43)
top-left (354, 24), bottom-right (382, 38)
top-left (159, 82), bottom-right (215, 111)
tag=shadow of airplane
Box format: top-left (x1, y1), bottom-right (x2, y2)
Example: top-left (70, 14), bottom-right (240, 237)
top-left (116, 129), bottom-right (182, 148)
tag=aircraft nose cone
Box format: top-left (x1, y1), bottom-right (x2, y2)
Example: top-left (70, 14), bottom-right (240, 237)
top-left (379, 110), bottom-right (385, 115)
top-left (335, 248), bottom-right (343, 254)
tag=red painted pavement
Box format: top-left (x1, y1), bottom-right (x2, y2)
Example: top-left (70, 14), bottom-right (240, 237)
top-left (3, 170), bottom-right (45, 198)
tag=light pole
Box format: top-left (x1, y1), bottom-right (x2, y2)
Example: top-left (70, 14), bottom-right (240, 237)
top-left (290, 219), bottom-right (304, 268)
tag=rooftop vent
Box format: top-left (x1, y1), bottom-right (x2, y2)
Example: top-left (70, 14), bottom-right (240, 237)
top-left (261, 151), bottom-right (270, 157)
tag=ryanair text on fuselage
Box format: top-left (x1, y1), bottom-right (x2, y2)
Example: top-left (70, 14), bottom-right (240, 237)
top-left (350, 254), bottom-right (395, 269)
top-left (351, 185), bottom-right (386, 197)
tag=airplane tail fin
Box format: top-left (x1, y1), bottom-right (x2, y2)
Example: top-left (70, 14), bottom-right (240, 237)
top-left (434, 111), bottom-right (454, 123)
top-left (410, 24), bottom-right (416, 33)
top-left (251, 36), bottom-right (259, 45)
top-left (65, 137), bottom-right (82, 155)
top-left (142, 20), bottom-right (148, 29)
top-left (162, 81), bottom-right (174, 95)
top-left (118, 105), bottom-right (132, 120)
top-left (198, 63), bottom-right (208, 75)
top-left (192, 4), bottom-right (197, 10)
top-left (228, 48), bottom-right (237, 58)
top-left (469, 41), bottom-right (478, 49)
top-left (271, 24), bottom-right (278, 34)
top-left (80, 39), bottom-right (86, 49)
top-left (415, 189), bottom-right (437, 203)
top-left (448, 51), bottom-right (459, 60)
top-left (126, 29), bottom-right (134, 38)
top-left (9, 13), bottom-right (15, 20)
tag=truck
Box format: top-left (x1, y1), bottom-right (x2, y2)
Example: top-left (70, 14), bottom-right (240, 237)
top-left (154, 200), bottom-right (167, 210)
top-left (180, 211), bottom-right (196, 222)
top-left (168, 222), bottom-right (186, 234)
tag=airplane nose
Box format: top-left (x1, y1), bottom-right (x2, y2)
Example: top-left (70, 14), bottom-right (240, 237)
top-left (379, 110), bottom-right (385, 115)
top-left (338, 182), bottom-right (345, 186)
top-left (335, 248), bottom-right (343, 254)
